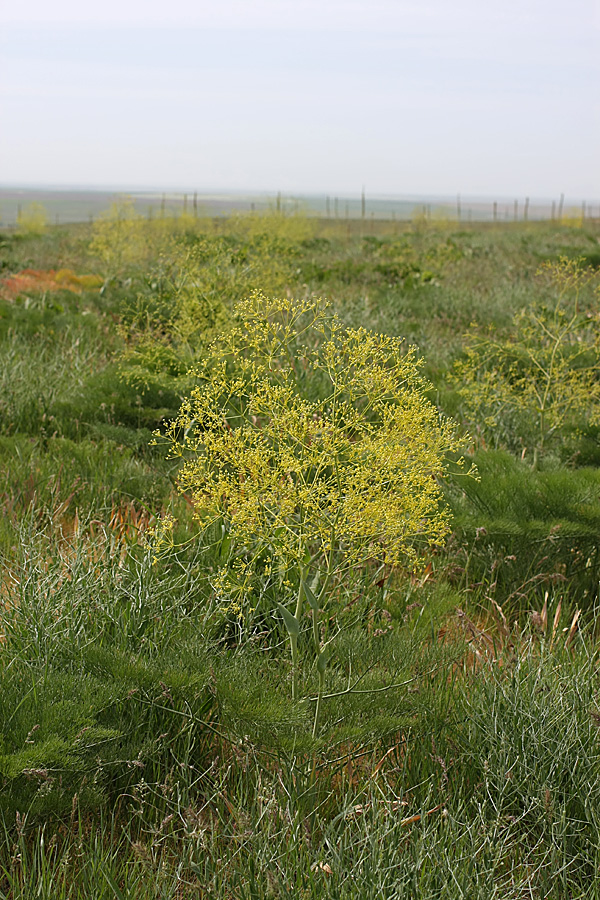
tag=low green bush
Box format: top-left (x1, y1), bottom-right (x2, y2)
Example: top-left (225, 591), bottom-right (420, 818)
top-left (447, 449), bottom-right (600, 605)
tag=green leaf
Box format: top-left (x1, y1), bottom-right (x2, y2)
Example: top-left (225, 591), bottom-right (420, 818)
top-left (316, 650), bottom-right (329, 675)
top-left (302, 580), bottom-right (319, 612)
top-left (219, 533), bottom-right (232, 560)
top-left (277, 603), bottom-right (300, 637)
top-left (100, 862), bottom-right (127, 900)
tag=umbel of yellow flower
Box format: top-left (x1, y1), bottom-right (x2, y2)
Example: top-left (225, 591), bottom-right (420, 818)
top-left (160, 292), bottom-right (463, 711)
top-left (163, 291), bottom-right (460, 568)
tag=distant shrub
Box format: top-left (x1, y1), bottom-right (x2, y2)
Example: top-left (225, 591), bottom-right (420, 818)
top-left (89, 199), bottom-right (150, 276)
top-left (117, 229), bottom-right (307, 397)
top-left (16, 202), bottom-right (48, 236)
top-left (447, 449), bottom-right (600, 606)
top-left (233, 208), bottom-right (316, 243)
top-left (453, 257), bottom-right (600, 463)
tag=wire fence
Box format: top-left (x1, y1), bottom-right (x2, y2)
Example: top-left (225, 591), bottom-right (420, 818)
top-left (1, 188), bottom-right (599, 228)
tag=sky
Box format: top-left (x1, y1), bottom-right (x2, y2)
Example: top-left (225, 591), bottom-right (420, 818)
top-left (1, 0), bottom-right (599, 200)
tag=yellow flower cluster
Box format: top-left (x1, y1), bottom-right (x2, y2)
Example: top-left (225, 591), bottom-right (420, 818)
top-left (161, 293), bottom-right (462, 595)
top-left (145, 513), bottom-right (175, 565)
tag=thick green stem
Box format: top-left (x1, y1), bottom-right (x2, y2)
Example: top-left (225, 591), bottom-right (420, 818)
top-left (290, 567), bottom-right (305, 702)
top-left (290, 633), bottom-right (299, 702)
top-left (312, 669), bottom-right (326, 739)
top-left (312, 606), bottom-right (320, 653)
top-left (295, 567), bottom-right (305, 621)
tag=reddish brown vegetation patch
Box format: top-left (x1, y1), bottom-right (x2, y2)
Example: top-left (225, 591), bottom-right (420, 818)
top-left (0, 268), bottom-right (103, 300)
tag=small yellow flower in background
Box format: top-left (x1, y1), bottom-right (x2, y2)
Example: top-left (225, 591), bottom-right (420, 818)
top-left (146, 514), bottom-right (175, 564)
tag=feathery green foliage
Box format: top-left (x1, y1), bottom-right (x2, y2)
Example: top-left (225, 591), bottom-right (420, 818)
top-left (454, 257), bottom-right (600, 461)
top-left (446, 449), bottom-right (600, 604)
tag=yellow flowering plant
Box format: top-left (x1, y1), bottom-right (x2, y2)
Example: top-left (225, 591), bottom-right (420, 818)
top-left (160, 292), bottom-right (464, 734)
top-left (89, 200), bottom-right (150, 277)
top-left (16, 202), bottom-right (48, 236)
top-left (453, 258), bottom-right (600, 465)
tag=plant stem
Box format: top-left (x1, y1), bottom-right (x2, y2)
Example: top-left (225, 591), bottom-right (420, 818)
top-left (312, 669), bottom-right (325, 739)
top-left (312, 607), bottom-right (320, 653)
top-left (295, 566), bottom-right (305, 621)
top-left (290, 567), bottom-right (305, 702)
top-left (290, 633), bottom-right (299, 701)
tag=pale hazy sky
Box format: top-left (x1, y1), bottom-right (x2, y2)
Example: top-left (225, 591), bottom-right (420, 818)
top-left (1, 0), bottom-right (599, 199)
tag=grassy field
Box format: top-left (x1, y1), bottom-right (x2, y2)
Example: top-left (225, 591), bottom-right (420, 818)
top-left (1, 207), bottom-right (600, 897)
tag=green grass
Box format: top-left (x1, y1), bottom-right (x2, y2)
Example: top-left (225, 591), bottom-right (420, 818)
top-left (1, 213), bottom-right (600, 896)
top-left (446, 449), bottom-right (600, 606)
